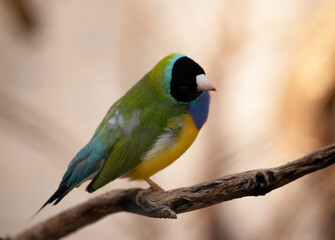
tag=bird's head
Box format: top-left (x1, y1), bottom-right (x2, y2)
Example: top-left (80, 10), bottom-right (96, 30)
top-left (149, 53), bottom-right (216, 104)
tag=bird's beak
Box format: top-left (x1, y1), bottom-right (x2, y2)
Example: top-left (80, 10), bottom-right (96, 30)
top-left (196, 74), bottom-right (216, 91)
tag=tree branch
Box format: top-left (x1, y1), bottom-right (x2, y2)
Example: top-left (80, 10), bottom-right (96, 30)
top-left (12, 144), bottom-right (335, 240)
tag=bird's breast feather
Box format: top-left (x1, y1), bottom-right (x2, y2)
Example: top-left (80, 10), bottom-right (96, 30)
top-left (126, 113), bottom-right (199, 180)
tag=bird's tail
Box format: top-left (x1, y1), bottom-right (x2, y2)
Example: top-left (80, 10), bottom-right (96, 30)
top-left (29, 180), bottom-right (73, 221)
top-left (29, 144), bottom-right (105, 221)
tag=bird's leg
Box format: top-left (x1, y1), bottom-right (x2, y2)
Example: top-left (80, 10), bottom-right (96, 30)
top-left (136, 178), bottom-right (164, 205)
top-left (146, 178), bottom-right (164, 191)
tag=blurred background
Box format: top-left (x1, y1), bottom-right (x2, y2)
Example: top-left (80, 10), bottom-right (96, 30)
top-left (1, 0), bottom-right (335, 239)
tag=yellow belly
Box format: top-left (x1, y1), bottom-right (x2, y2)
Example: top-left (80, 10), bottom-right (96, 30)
top-left (126, 114), bottom-right (199, 180)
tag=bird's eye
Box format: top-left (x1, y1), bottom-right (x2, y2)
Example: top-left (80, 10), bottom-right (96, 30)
top-left (179, 86), bottom-right (189, 92)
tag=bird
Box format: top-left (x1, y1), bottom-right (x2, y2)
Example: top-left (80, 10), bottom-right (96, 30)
top-left (35, 53), bottom-right (216, 215)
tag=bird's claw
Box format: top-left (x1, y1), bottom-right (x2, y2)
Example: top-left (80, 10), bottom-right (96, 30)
top-left (135, 179), bottom-right (165, 205)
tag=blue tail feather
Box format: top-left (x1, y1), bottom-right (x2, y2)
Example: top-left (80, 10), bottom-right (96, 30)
top-left (31, 139), bottom-right (108, 219)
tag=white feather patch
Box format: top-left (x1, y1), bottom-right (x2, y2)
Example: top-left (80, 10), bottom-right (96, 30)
top-left (107, 109), bottom-right (140, 135)
top-left (143, 117), bottom-right (183, 160)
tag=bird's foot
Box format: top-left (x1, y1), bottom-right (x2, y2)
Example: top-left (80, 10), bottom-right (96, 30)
top-left (135, 178), bottom-right (164, 205)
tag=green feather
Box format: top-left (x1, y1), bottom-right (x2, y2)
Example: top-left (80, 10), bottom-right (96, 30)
top-left (87, 56), bottom-right (188, 191)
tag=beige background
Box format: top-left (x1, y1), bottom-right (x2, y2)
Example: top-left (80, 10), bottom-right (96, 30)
top-left (1, 0), bottom-right (334, 239)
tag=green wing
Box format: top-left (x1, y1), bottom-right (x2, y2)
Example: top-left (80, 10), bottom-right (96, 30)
top-left (86, 76), bottom-right (187, 192)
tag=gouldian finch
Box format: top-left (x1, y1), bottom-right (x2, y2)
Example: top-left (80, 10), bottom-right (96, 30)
top-left (37, 53), bottom-right (215, 213)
